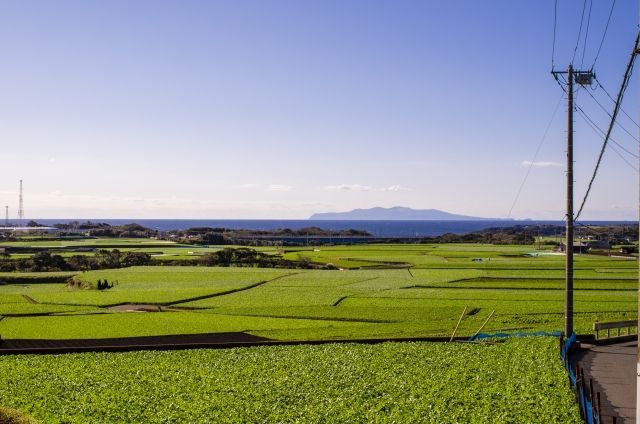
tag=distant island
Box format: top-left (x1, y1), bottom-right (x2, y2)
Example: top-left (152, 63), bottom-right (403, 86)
top-left (309, 206), bottom-right (502, 221)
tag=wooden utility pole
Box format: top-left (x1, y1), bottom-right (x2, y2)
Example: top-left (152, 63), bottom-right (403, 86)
top-left (565, 64), bottom-right (574, 337)
top-left (637, 60), bottom-right (640, 421)
top-left (637, 4), bottom-right (640, 420)
top-left (552, 65), bottom-right (593, 336)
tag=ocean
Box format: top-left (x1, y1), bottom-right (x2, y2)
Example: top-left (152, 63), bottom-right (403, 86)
top-left (32, 219), bottom-right (634, 238)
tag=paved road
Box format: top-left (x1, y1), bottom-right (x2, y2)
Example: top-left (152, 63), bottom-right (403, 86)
top-left (577, 341), bottom-right (636, 424)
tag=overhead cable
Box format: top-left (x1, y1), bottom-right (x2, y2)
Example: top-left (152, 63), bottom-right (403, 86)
top-left (583, 87), bottom-right (640, 142)
top-left (575, 30), bottom-right (640, 220)
top-left (572, 0), bottom-right (589, 64)
top-left (594, 76), bottom-right (639, 128)
top-left (591, 0), bottom-right (616, 68)
top-left (576, 106), bottom-right (638, 159)
top-left (552, 0), bottom-right (558, 70)
top-left (507, 94), bottom-right (564, 217)
top-left (579, 0), bottom-right (593, 68)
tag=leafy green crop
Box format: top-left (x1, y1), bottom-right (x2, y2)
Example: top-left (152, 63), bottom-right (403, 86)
top-left (0, 338), bottom-right (580, 423)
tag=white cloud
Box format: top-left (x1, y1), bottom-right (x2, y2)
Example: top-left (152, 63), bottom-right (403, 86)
top-left (323, 184), bottom-right (411, 192)
top-left (19, 191), bottom-right (320, 219)
top-left (521, 161), bottom-right (562, 168)
top-left (381, 185), bottom-right (412, 192)
top-left (267, 184), bottom-right (293, 192)
top-left (239, 183), bottom-right (292, 191)
top-left (323, 184), bottom-right (372, 191)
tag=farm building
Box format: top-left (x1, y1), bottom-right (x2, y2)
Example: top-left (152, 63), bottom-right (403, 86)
top-left (619, 246), bottom-right (637, 254)
top-left (585, 239), bottom-right (610, 250)
top-left (556, 242), bottom-right (590, 254)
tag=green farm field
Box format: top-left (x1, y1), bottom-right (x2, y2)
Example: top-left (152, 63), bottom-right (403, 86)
top-left (0, 243), bottom-right (636, 340)
top-left (0, 238), bottom-right (177, 248)
top-left (0, 338), bottom-right (580, 423)
top-left (0, 237), bottom-right (280, 261)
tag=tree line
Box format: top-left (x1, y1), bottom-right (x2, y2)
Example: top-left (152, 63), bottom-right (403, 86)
top-left (0, 248), bottom-right (334, 272)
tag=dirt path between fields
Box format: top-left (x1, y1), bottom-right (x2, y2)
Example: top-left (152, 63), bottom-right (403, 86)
top-left (162, 273), bottom-right (299, 306)
top-left (0, 332), bottom-right (472, 355)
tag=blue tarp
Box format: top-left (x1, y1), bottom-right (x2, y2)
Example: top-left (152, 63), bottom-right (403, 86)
top-left (469, 331), bottom-right (562, 341)
top-left (562, 332), bottom-right (598, 424)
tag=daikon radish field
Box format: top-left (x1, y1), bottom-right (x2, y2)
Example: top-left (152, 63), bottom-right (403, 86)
top-left (0, 338), bottom-right (580, 423)
top-left (0, 243), bottom-right (635, 340)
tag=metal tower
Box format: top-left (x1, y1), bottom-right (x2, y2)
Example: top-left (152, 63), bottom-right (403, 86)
top-left (17, 180), bottom-right (24, 224)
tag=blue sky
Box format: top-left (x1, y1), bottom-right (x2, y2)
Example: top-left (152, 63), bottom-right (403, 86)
top-left (0, 0), bottom-right (637, 219)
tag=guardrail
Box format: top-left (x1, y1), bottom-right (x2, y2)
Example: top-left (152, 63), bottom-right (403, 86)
top-left (561, 334), bottom-right (602, 424)
top-left (594, 320), bottom-right (637, 342)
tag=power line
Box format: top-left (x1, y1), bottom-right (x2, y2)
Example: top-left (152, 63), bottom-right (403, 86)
top-left (579, 0), bottom-right (593, 69)
top-left (576, 106), bottom-right (638, 160)
top-left (582, 86), bottom-right (640, 142)
top-left (552, 0), bottom-right (558, 70)
top-left (507, 94), bottom-right (564, 218)
top-left (610, 143), bottom-right (638, 171)
top-left (577, 105), bottom-right (638, 172)
top-left (552, 72), bottom-right (568, 94)
top-left (591, 0), bottom-right (616, 69)
top-left (575, 220), bottom-right (606, 232)
top-left (614, 146), bottom-right (638, 168)
top-left (594, 76), bottom-right (639, 128)
top-left (574, 30), bottom-right (640, 220)
top-left (572, 0), bottom-right (589, 64)
top-left (609, 139), bottom-right (638, 160)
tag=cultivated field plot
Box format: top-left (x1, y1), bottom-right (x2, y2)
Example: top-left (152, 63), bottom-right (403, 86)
top-left (0, 238), bottom-right (178, 248)
top-left (0, 243), bottom-right (635, 340)
top-left (0, 237), bottom-right (279, 261)
top-left (0, 338), bottom-right (580, 423)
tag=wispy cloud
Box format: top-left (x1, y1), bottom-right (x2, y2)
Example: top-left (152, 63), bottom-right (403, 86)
top-left (323, 184), bottom-right (411, 192)
top-left (239, 183), bottom-right (293, 191)
top-left (323, 184), bottom-right (372, 191)
top-left (267, 184), bottom-right (293, 192)
top-left (521, 161), bottom-right (562, 168)
top-left (21, 191), bottom-right (320, 218)
top-left (381, 185), bottom-right (412, 192)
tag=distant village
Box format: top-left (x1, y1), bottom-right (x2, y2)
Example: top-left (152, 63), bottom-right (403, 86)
top-left (0, 219), bottom-right (637, 254)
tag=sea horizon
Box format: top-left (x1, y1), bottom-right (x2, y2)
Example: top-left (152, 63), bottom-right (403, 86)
top-left (27, 218), bottom-right (637, 238)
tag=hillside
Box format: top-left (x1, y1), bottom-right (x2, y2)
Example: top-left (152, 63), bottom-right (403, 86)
top-left (309, 206), bottom-right (498, 221)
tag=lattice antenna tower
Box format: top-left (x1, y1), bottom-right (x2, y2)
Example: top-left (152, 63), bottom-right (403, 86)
top-left (17, 180), bottom-right (24, 224)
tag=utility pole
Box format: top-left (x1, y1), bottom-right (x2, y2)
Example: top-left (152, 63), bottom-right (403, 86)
top-left (637, 4), bottom-right (640, 420)
top-left (17, 179), bottom-right (24, 225)
top-left (551, 65), bottom-right (593, 336)
top-left (565, 64), bottom-right (574, 337)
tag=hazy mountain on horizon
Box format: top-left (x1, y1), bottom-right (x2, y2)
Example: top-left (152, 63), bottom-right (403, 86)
top-left (309, 206), bottom-right (504, 221)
